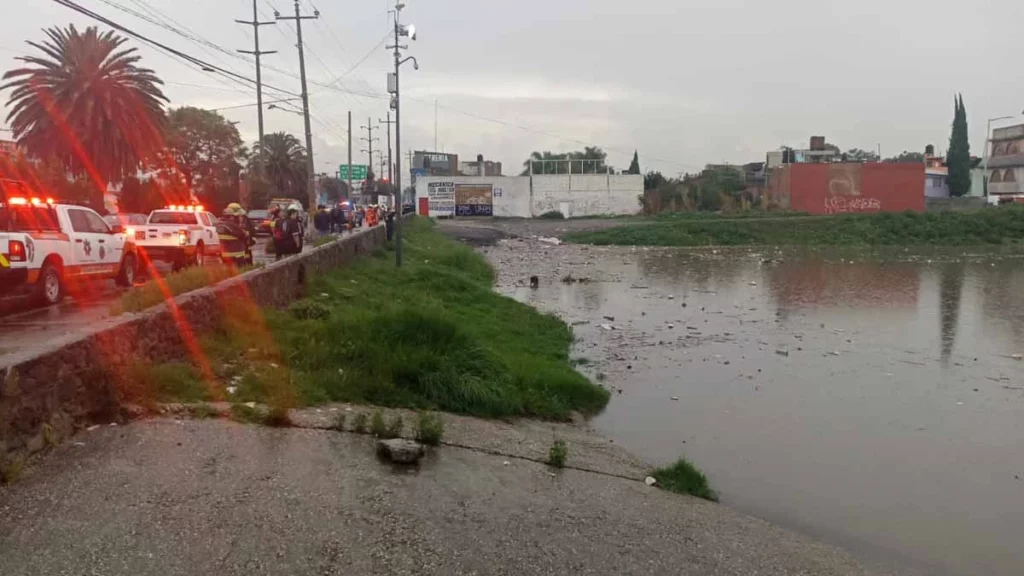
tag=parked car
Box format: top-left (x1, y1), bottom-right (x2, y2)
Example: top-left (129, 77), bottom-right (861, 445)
top-left (1, 182), bottom-right (138, 305)
top-left (247, 209), bottom-right (272, 236)
top-left (137, 205), bottom-right (221, 271)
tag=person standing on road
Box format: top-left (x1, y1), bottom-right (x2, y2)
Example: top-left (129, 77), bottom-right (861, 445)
top-left (269, 206), bottom-right (285, 261)
top-left (278, 207), bottom-right (303, 257)
top-left (313, 205), bottom-right (331, 239)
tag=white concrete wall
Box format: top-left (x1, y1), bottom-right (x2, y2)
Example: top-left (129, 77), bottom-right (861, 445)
top-left (415, 174), bottom-right (641, 218)
top-left (531, 174), bottom-right (642, 217)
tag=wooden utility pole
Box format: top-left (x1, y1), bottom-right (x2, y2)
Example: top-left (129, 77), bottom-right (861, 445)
top-left (275, 0), bottom-right (319, 221)
top-left (235, 0), bottom-right (276, 179)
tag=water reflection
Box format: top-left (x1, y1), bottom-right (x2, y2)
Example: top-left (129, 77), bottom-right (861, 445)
top-left (497, 244), bottom-right (1024, 576)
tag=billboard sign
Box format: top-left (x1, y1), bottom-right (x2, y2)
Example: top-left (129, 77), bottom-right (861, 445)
top-left (427, 181), bottom-right (455, 216)
top-left (455, 184), bottom-right (493, 216)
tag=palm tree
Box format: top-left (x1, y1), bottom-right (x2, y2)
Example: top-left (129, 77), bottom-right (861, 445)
top-left (249, 132), bottom-right (307, 199)
top-left (2, 25), bottom-right (168, 185)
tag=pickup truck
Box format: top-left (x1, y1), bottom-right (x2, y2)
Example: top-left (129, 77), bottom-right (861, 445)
top-left (1, 185), bottom-right (138, 305)
top-left (136, 206), bottom-right (221, 271)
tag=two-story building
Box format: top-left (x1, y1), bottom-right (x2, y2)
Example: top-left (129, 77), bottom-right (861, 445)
top-left (987, 124), bottom-right (1024, 202)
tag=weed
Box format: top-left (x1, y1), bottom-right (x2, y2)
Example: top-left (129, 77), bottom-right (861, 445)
top-left (331, 412), bottom-right (346, 431)
top-left (548, 439), bottom-right (568, 468)
top-left (415, 412), bottom-right (444, 446)
top-left (111, 265), bottom-right (248, 315)
top-left (122, 362), bottom-right (209, 405)
top-left (352, 412), bottom-right (369, 433)
top-left (651, 458), bottom-right (717, 501)
top-left (1, 456), bottom-right (25, 484)
top-left (538, 210), bottom-right (565, 220)
top-left (289, 300), bottom-right (331, 320)
top-left (570, 357), bottom-right (591, 367)
top-left (230, 403), bottom-right (265, 424)
top-left (370, 409), bottom-right (387, 437)
top-left (41, 423), bottom-right (54, 446)
top-left (385, 415), bottom-right (404, 439)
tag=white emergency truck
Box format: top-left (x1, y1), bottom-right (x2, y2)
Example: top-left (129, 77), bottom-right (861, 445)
top-left (136, 205), bottom-right (221, 271)
top-left (0, 181), bottom-right (138, 305)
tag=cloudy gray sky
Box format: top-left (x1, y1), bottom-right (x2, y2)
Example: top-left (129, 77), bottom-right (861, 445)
top-left (4, 0), bottom-right (1024, 176)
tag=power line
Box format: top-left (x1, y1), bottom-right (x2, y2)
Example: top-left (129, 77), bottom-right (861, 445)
top-left (52, 0), bottom-right (300, 98)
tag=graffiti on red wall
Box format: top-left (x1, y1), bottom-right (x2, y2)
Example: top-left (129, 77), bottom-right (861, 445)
top-left (824, 196), bottom-right (881, 214)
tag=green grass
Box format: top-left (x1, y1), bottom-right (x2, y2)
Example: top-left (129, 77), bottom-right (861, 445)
top-left (567, 206), bottom-right (1024, 247)
top-left (415, 412), bottom-right (444, 445)
top-left (652, 458), bottom-right (717, 501)
top-left (111, 265), bottom-right (249, 315)
top-left (192, 217), bottom-right (608, 421)
top-left (313, 234), bottom-right (337, 247)
top-left (548, 439), bottom-right (568, 468)
top-left (123, 361), bottom-right (212, 405)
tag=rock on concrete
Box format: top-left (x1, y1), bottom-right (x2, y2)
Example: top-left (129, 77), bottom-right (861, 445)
top-left (377, 438), bottom-right (425, 464)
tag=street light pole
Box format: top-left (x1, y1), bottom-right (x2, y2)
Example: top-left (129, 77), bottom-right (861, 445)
top-left (389, 0), bottom-right (418, 267)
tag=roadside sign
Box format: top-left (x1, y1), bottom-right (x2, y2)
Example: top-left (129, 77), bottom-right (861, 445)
top-left (339, 164), bottom-right (368, 180)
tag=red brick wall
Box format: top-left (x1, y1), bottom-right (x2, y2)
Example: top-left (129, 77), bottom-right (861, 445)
top-left (771, 163), bottom-right (924, 215)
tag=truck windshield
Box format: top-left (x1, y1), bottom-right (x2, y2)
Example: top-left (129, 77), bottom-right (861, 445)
top-left (148, 211), bottom-right (198, 225)
top-left (0, 205), bottom-right (61, 232)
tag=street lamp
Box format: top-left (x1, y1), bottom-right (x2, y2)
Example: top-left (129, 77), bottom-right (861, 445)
top-left (267, 103), bottom-right (303, 117)
top-left (389, 0), bottom-right (418, 267)
top-left (983, 115), bottom-right (1018, 197)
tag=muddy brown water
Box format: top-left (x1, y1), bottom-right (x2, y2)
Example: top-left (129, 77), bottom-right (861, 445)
top-left (479, 237), bottom-right (1024, 576)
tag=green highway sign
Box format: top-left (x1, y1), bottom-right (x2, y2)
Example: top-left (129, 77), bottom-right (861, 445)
top-left (339, 164), bottom-right (368, 180)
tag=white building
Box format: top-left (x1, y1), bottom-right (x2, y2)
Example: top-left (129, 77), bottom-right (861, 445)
top-left (415, 173), bottom-right (642, 218)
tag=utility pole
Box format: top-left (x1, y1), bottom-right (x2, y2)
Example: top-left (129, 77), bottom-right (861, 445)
top-left (360, 119), bottom-right (379, 202)
top-left (275, 1), bottom-right (319, 228)
top-left (378, 111), bottom-right (395, 184)
top-left (235, 0), bottom-right (276, 180)
top-left (389, 1), bottom-right (418, 267)
top-left (347, 111), bottom-right (353, 202)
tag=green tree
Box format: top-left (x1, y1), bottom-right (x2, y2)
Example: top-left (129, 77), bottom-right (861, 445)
top-left (644, 170), bottom-right (667, 191)
top-left (845, 148), bottom-right (879, 162)
top-left (248, 132), bottom-right (307, 202)
top-left (946, 94), bottom-right (972, 197)
top-left (2, 25), bottom-right (167, 185)
top-left (245, 175), bottom-right (272, 210)
top-left (521, 147), bottom-right (610, 175)
top-left (319, 176), bottom-right (348, 203)
top-left (164, 106), bottom-right (244, 210)
top-left (884, 151), bottom-right (926, 163)
top-left (628, 150), bottom-right (641, 174)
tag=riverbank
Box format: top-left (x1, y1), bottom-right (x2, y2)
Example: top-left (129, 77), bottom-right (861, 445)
top-left (565, 207), bottom-right (1024, 246)
top-left (135, 217), bottom-right (608, 421)
top-left (0, 410), bottom-right (886, 576)
top-left (447, 217), bottom-right (1024, 576)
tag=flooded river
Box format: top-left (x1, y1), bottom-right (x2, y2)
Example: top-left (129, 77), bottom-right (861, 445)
top-left (482, 236), bottom-right (1024, 576)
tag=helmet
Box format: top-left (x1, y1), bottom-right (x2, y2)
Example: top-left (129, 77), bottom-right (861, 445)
top-left (224, 202), bottom-right (246, 216)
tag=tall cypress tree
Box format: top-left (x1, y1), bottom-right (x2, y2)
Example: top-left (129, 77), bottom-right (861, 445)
top-left (947, 94), bottom-right (972, 197)
top-left (628, 150), bottom-right (641, 175)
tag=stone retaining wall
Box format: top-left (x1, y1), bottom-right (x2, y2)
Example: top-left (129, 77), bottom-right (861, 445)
top-left (1, 223), bottom-right (397, 476)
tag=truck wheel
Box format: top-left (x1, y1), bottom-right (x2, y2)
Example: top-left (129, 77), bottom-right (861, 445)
top-left (36, 262), bottom-right (64, 306)
top-left (191, 244), bottom-right (206, 267)
top-left (116, 253), bottom-right (137, 287)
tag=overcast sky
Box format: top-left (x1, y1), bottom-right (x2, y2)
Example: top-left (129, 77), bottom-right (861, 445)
top-left (4, 0), bottom-right (1024, 177)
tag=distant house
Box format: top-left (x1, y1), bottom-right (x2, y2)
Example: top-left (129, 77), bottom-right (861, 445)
top-left (923, 152), bottom-right (949, 198)
top-left (987, 124), bottom-right (1024, 202)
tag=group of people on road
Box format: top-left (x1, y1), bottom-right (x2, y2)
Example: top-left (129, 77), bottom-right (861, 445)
top-left (311, 203), bottom-right (390, 237)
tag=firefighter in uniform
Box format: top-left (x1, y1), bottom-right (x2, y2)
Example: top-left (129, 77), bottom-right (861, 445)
top-left (218, 203), bottom-right (254, 266)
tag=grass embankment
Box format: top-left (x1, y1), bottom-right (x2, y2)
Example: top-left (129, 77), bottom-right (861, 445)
top-left (111, 265), bottom-right (250, 315)
top-left (141, 217), bottom-right (608, 420)
top-left (567, 207), bottom-right (1024, 246)
top-left (652, 458), bottom-right (717, 501)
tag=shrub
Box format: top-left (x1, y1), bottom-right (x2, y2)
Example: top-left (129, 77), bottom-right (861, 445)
top-left (651, 458), bottom-right (717, 501)
top-left (415, 412), bottom-right (444, 446)
top-left (538, 210), bottom-right (565, 220)
top-left (548, 439), bottom-right (568, 468)
top-left (331, 412), bottom-right (346, 431)
top-left (385, 415), bottom-right (404, 439)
